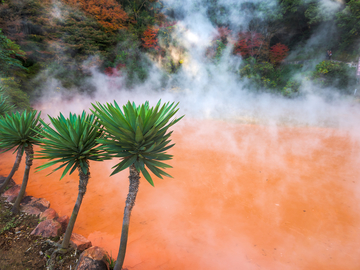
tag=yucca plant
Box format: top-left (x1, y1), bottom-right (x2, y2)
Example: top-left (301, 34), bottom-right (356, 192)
top-left (91, 100), bottom-right (183, 270)
top-left (35, 111), bottom-right (105, 250)
top-left (0, 110), bottom-right (42, 214)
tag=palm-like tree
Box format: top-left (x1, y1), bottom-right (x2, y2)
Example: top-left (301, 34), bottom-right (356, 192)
top-left (0, 110), bottom-right (42, 214)
top-left (91, 100), bottom-right (183, 270)
top-left (35, 111), bottom-right (105, 250)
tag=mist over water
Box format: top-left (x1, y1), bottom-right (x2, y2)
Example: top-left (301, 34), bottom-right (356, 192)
top-left (4, 0), bottom-right (360, 269)
top-left (37, 0), bottom-right (359, 131)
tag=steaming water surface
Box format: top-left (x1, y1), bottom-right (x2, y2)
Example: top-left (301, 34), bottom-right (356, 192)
top-left (1, 118), bottom-right (359, 270)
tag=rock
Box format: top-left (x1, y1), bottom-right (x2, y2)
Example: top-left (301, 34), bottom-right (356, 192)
top-left (2, 185), bottom-right (23, 202)
top-left (35, 198), bottom-right (50, 209)
top-left (56, 215), bottom-right (69, 233)
top-left (5, 195), bottom-right (18, 203)
top-left (19, 196), bottom-right (50, 215)
top-left (20, 195), bottom-right (33, 204)
top-left (76, 246), bottom-right (110, 270)
top-left (0, 175), bottom-right (16, 188)
top-left (21, 196), bottom-right (50, 211)
top-left (31, 220), bottom-right (62, 237)
top-left (39, 208), bottom-right (58, 221)
top-left (21, 205), bottom-right (42, 216)
top-left (70, 233), bottom-right (92, 251)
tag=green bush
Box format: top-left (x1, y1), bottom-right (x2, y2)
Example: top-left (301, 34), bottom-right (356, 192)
top-left (0, 78), bottom-right (32, 111)
top-left (313, 60), bottom-right (356, 94)
top-left (282, 79), bottom-right (301, 97)
top-left (105, 30), bottom-right (151, 87)
top-left (239, 57), bottom-right (303, 95)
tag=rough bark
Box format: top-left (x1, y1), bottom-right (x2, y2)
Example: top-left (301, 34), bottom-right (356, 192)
top-left (114, 164), bottom-right (140, 270)
top-left (61, 165), bottom-right (90, 249)
top-left (11, 145), bottom-right (33, 214)
top-left (0, 146), bottom-right (23, 194)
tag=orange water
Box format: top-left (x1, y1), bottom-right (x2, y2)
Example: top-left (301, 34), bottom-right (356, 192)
top-left (1, 119), bottom-right (359, 270)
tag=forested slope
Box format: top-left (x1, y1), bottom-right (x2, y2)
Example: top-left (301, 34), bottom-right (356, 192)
top-left (0, 0), bottom-right (359, 110)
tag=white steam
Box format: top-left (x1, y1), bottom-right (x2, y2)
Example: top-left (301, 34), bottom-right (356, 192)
top-left (36, 0), bottom-right (359, 133)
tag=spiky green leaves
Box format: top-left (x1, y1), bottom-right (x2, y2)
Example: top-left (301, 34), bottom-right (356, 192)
top-left (0, 110), bottom-right (42, 154)
top-left (35, 111), bottom-right (105, 179)
top-left (91, 100), bottom-right (183, 186)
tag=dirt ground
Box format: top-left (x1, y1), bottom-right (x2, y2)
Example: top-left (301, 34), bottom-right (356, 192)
top-left (0, 198), bottom-right (80, 270)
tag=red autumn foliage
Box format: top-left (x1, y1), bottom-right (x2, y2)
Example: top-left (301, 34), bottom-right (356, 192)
top-left (104, 63), bottom-right (125, 77)
top-left (65, 0), bottom-right (128, 31)
top-left (142, 27), bottom-right (159, 50)
top-left (215, 27), bottom-right (231, 42)
top-left (234, 32), bottom-right (265, 58)
top-left (269, 43), bottom-right (289, 64)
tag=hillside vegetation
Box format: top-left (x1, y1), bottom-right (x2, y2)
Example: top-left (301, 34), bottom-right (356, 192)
top-left (0, 0), bottom-right (359, 110)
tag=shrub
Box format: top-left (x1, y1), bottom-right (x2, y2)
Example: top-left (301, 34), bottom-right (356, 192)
top-left (0, 78), bottom-right (32, 111)
top-left (313, 60), bottom-right (356, 94)
top-left (105, 30), bottom-right (151, 87)
top-left (269, 43), bottom-right (289, 65)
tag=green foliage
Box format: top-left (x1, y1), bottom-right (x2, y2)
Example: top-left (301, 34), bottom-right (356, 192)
top-left (158, 23), bottom-right (177, 49)
top-left (0, 110), bottom-right (42, 154)
top-left (50, 7), bottom-right (116, 61)
top-left (41, 3), bottom-right (117, 90)
top-left (0, 214), bottom-right (22, 234)
top-left (91, 100), bottom-right (184, 186)
top-left (0, 78), bottom-right (32, 111)
top-left (35, 111), bottom-right (105, 179)
top-left (282, 79), bottom-right (301, 97)
top-left (118, 0), bottom-right (162, 35)
top-left (207, 39), bottom-right (226, 64)
top-left (105, 253), bottom-right (116, 270)
top-left (0, 86), bottom-right (15, 116)
top-left (239, 58), bottom-right (282, 89)
top-left (240, 59), bottom-right (277, 89)
top-left (336, 0), bottom-right (360, 55)
top-left (239, 57), bottom-right (305, 96)
top-left (304, 1), bottom-right (340, 25)
top-left (274, 0), bottom-right (317, 50)
top-left (105, 30), bottom-right (151, 87)
top-left (0, 0), bottom-right (358, 97)
top-left (313, 60), bottom-right (356, 93)
top-left (0, 29), bottom-right (27, 77)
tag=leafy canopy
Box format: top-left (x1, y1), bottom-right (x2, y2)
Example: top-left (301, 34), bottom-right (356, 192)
top-left (91, 100), bottom-right (183, 186)
top-left (35, 111), bottom-right (105, 179)
top-left (0, 110), bottom-right (42, 154)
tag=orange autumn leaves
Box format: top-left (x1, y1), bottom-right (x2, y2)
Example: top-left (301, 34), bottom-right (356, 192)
top-left (65, 0), bottom-right (128, 31)
top-left (142, 27), bottom-right (159, 50)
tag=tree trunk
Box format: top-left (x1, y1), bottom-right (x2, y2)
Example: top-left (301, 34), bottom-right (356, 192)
top-left (11, 145), bottom-right (33, 214)
top-left (0, 146), bottom-right (23, 194)
top-left (61, 165), bottom-right (90, 250)
top-left (114, 164), bottom-right (140, 270)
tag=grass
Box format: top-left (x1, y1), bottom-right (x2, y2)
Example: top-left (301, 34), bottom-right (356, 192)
top-left (0, 204), bottom-right (22, 234)
top-left (106, 252), bottom-right (116, 270)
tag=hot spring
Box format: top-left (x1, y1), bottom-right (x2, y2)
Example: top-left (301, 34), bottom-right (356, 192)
top-left (1, 116), bottom-right (360, 270)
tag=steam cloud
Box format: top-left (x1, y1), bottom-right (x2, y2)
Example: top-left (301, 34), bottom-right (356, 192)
top-left (36, 0), bottom-right (359, 132)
